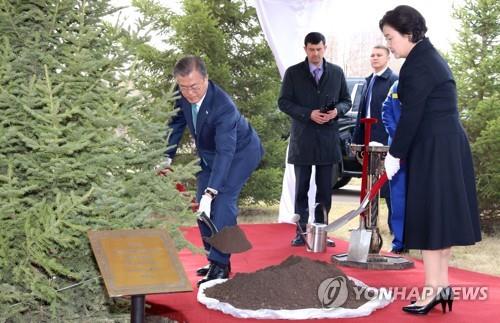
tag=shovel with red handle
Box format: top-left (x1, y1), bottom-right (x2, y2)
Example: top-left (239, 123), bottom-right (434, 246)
top-left (359, 118), bottom-right (378, 204)
top-left (325, 172), bottom-right (388, 262)
top-left (324, 172), bottom-right (388, 233)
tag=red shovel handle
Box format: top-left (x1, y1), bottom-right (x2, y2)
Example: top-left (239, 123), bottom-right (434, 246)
top-left (368, 172), bottom-right (388, 200)
top-left (175, 182), bottom-right (198, 212)
top-left (359, 172), bottom-right (388, 212)
top-left (360, 118), bottom-right (378, 202)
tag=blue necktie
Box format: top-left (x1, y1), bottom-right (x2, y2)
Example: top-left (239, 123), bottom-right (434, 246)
top-left (366, 75), bottom-right (377, 117)
top-left (313, 68), bottom-right (321, 84)
top-left (191, 103), bottom-right (198, 133)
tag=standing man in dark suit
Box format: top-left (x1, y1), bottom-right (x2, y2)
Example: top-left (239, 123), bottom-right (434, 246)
top-left (278, 32), bottom-right (352, 246)
top-left (353, 45), bottom-right (399, 145)
top-left (159, 56), bottom-right (264, 286)
top-left (353, 45), bottom-right (398, 236)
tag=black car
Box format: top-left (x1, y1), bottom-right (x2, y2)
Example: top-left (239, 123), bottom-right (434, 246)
top-left (333, 77), bottom-right (366, 189)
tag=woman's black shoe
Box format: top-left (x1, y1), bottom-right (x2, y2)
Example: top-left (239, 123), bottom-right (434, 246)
top-left (402, 286), bottom-right (454, 315)
top-left (439, 286), bottom-right (454, 312)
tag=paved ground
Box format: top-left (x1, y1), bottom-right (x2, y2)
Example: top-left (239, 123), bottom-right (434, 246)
top-left (332, 184), bottom-right (360, 204)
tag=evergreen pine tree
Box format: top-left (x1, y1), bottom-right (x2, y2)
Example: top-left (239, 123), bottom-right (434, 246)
top-left (0, 0), bottom-right (196, 320)
top-left (448, 0), bottom-right (500, 215)
top-left (132, 0), bottom-right (289, 203)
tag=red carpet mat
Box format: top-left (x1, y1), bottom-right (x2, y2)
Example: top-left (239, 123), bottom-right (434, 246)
top-left (146, 223), bottom-right (500, 322)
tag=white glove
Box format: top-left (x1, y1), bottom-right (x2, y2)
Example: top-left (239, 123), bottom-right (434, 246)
top-left (384, 152), bottom-right (400, 180)
top-left (369, 141), bottom-right (384, 146)
top-left (198, 194), bottom-right (213, 217)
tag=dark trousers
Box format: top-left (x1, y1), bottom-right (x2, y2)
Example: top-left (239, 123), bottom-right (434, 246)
top-left (196, 140), bottom-right (263, 265)
top-left (294, 164), bottom-right (333, 228)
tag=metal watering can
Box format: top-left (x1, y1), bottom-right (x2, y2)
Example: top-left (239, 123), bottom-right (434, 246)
top-left (291, 215), bottom-right (328, 253)
top-left (293, 173), bottom-right (388, 256)
top-left (305, 223), bottom-right (328, 253)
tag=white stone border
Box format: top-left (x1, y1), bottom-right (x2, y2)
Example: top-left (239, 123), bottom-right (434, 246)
top-left (197, 277), bottom-right (393, 320)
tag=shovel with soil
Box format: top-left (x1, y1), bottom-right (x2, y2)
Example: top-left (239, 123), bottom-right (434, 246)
top-left (197, 212), bottom-right (252, 254)
top-left (168, 175), bottom-right (252, 254)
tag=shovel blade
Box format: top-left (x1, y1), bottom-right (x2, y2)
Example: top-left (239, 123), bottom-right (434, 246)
top-left (347, 229), bottom-right (372, 263)
top-left (203, 225), bottom-right (252, 254)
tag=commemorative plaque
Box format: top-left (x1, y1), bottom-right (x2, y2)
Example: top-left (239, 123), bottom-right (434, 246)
top-left (88, 228), bottom-right (192, 297)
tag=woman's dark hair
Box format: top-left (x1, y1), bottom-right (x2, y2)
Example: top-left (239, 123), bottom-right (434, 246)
top-left (304, 32), bottom-right (326, 46)
top-left (379, 5), bottom-right (427, 43)
top-left (173, 55), bottom-right (208, 78)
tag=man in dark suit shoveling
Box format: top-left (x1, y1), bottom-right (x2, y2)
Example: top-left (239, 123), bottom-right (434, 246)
top-left (159, 56), bottom-right (264, 286)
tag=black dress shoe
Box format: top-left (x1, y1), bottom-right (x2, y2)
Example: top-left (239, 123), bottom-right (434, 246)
top-left (196, 264), bottom-right (210, 277)
top-left (197, 262), bottom-right (229, 287)
top-left (291, 233), bottom-right (305, 246)
top-left (196, 262), bottom-right (231, 276)
top-left (402, 287), bottom-right (454, 315)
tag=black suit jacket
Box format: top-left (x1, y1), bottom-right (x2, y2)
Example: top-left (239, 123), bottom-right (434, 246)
top-left (353, 67), bottom-right (398, 144)
top-left (278, 58), bottom-right (352, 165)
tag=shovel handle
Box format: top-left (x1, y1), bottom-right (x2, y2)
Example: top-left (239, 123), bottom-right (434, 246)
top-left (324, 173), bottom-right (388, 233)
top-left (360, 118), bottom-right (378, 202)
top-left (360, 172), bottom-right (388, 211)
top-left (368, 172), bottom-right (388, 200)
top-left (197, 212), bottom-right (218, 234)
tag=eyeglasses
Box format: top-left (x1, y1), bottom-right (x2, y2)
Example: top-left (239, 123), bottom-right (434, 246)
top-left (178, 83), bottom-right (203, 93)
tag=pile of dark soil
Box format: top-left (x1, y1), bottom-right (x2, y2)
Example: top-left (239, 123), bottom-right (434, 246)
top-left (204, 255), bottom-right (370, 310)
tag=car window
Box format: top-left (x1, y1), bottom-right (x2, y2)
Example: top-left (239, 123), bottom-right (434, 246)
top-left (346, 78), bottom-right (365, 113)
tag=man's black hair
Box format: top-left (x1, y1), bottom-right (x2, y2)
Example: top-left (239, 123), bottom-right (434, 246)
top-left (304, 32), bottom-right (326, 46)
